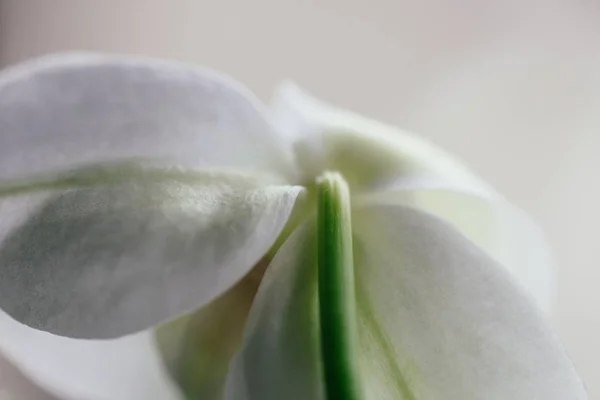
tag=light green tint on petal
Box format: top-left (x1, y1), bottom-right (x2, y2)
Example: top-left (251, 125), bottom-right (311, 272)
top-left (271, 81), bottom-right (494, 196)
top-left (220, 195), bottom-right (585, 399)
top-left (0, 164), bottom-right (302, 338)
top-left (155, 270), bottom-right (261, 400)
top-left (360, 189), bottom-right (555, 313)
top-left (223, 224), bottom-right (325, 400)
top-left (271, 81), bottom-right (556, 312)
top-left (351, 204), bottom-right (586, 400)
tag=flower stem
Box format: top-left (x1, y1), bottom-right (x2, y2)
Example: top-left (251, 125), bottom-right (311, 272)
top-left (316, 172), bottom-right (364, 400)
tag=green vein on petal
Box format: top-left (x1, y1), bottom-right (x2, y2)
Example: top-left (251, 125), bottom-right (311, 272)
top-left (356, 283), bottom-right (417, 400)
top-left (316, 172), bottom-right (364, 400)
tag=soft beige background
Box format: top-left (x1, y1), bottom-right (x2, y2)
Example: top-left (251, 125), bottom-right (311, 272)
top-left (1, 0), bottom-right (598, 398)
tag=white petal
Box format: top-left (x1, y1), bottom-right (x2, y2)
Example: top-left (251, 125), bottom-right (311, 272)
top-left (0, 311), bottom-right (182, 400)
top-left (270, 81), bottom-right (494, 196)
top-left (223, 223), bottom-right (325, 400)
top-left (223, 204), bottom-right (583, 399)
top-left (0, 53), bottom-right (295, 181)
top-left (352, 204), bottom-right (586, 400)
top-left (0, 354), bottom-right (57, 400)
top-left (271, 83), bottom-right (555, 313)
top-left (0, 166), bottom-right (303, 338)
top-left (360, 189), bottom-right (554, 313)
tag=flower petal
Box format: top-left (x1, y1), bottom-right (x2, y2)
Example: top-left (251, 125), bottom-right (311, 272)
top-left (351, 204), bottom-right (586, 399)
top-left (0, 353), bottom-right (57, 400)
top-left (223, 204), bottom-right (583, 399)
top-left (223, 223), bottom-right (325, 400)
top-left (0, 53), bottom-right (295, 181)
top-left (155, 267), bottom-right (261, 400)
top-left (360, 189), bottom-right (554, 313)
top-left (270, 81), bottom-right (494, 196)
top-left (271, 83), bottom-right (555, 313)
top-left (0, 166), bottom-right (303, 338)
top-left (0, 310), bottom-right (182, 400)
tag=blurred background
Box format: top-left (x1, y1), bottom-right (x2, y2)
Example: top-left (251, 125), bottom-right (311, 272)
top-left (1, 0), bottom-right (598, 398)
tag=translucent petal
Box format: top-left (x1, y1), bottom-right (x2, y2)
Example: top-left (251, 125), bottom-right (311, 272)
top-left (360, 189), bottom-right (554, 313)
top-left (351, 205), bottom-right (587, 400)
top-left (155, 268), bottom-right (262, 400)
top-left (270, 81), bottom-right (494, 196)
top-left (0, 310), bottom-right (182, 400)
top-left (0, 166), bottom-right (302, 338)
top-left (0, 53), bottom-right (295, 181)
top-left (223, 223), bottom-right (325, 400)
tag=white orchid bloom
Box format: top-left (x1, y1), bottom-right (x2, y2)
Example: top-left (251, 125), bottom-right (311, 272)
top-left (0, 53), bottom-right (587, 400)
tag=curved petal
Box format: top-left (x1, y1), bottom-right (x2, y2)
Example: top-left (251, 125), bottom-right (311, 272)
top-left (351, 205), bottom-right (586, 400)
top-left (270, 81), bottom-right (494, 196)
top-left (223, 205), bottom-right (584, 399)
top-left (271, 82), bottom-right (555, 314)
top-left (154, 266), bottom-right (262, 400)
top-left (0, 354), bottom-right (57, 400)
top-left (0, 53), bottom-right (296, 181)
top-left (223, 223), bottom-right (325, 400)
top-left (0, 311), bottom-right (182, 400)
top-left (0, 166), bottom-right (303, 338)
top-left (359, 189), bottom-right (554, 313)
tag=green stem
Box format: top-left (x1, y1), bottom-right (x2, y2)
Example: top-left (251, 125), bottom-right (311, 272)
top-left (317, 172), bottom-right (363, 400)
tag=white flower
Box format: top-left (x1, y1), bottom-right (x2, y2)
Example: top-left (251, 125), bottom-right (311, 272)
top-left (0, 53), bottom-right (587, 400)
